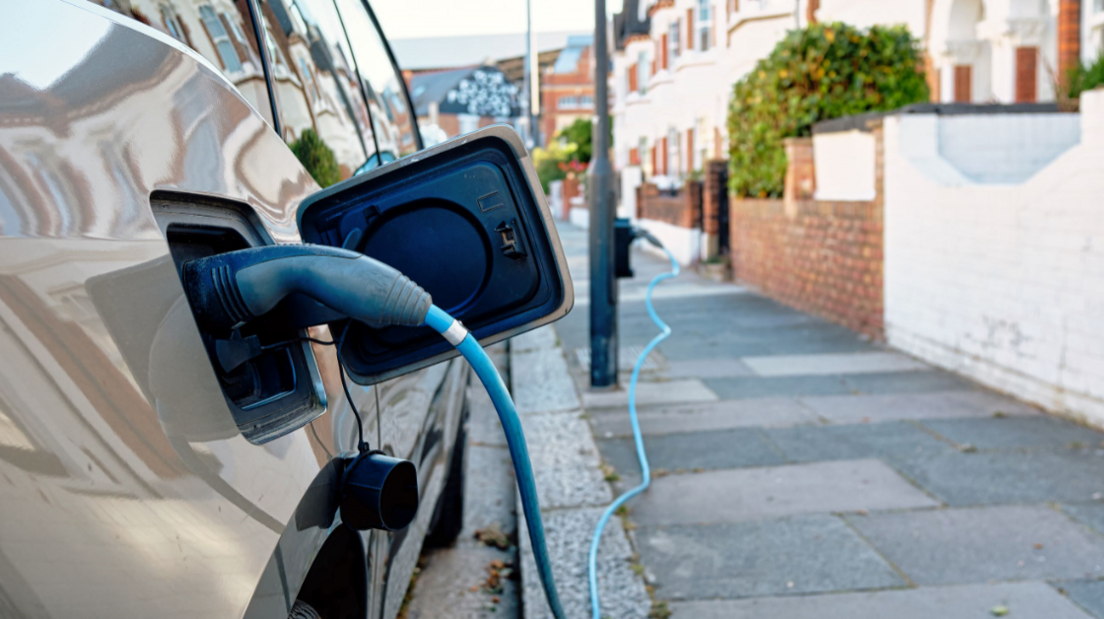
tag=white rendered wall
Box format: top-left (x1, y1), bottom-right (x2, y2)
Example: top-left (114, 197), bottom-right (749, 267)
top-left (814, 130), bottom-right (877, 201)
top-left (883, 89), bottom-right (1104, 426)
top-left (634, 218), bottom-right (702, 266)
top-left (937, 113), bottom-right (1081, 183)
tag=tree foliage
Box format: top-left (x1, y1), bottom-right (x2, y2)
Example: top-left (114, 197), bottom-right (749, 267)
top-left (727, 22), bottom-right (930, 198)
top-left (559, 118), bottom-right (594, 163)
top-left (291, 128), bottom-right (341, 188)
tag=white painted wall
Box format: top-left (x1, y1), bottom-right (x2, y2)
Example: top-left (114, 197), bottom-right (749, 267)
top-left (620, 166), bottom-right (643, 219)
top-left (634, 218), bottom-right (702, 265)
top-left (883, 89), bottom-right (1104, 426)
top-left (937, 113), bottom-right (1081, 183)
top-left (813, 129), bottom-right (877, 201)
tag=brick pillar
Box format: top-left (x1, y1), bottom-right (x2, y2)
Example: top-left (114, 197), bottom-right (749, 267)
top-left (1058, 0), bottom-right (1082, 87)
top-left (783, 137), bottom-right (815, 215)
top-left (701, 160), bottom-right (729, 259)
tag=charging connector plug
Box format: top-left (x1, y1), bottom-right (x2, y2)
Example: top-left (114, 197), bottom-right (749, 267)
top-left (183, 245), bottom-right (432, 334)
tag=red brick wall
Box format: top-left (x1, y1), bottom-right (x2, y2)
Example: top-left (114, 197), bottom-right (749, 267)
top-left (638, 182), bottom-right (702, 229)
top-left (729, 127), bottom-right (885, 339)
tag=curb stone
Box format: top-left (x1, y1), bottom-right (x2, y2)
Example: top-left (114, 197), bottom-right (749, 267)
top-left (510, 325), bottom-right (651, 619)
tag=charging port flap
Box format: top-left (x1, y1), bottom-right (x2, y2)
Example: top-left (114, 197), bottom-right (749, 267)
top-left (297, 126), bottom-right (573, 385)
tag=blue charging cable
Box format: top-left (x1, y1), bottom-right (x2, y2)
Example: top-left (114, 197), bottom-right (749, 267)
top-left (424, 305), bottom-right (568, 619)
top-left (425, 240), bottom-right (678, 619)
top-left (587, 242), bottom-right (679, 619)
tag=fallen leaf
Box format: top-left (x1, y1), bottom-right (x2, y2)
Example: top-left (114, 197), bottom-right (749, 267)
top-left (991, 605), bottom-right (1010, 616)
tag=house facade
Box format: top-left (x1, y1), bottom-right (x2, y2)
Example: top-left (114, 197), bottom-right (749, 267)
top-left (610, 0), bottom-right (1103, 263)
top-left (541, 35), bottom-right (597, 145)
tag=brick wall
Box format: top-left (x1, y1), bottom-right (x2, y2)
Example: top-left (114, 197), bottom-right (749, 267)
top-left (730, 198), bottom-right (884, 338)
top-left (637, 182), bottom-right (702, 229)
top-left (729, 127), bottom-right (885, 339)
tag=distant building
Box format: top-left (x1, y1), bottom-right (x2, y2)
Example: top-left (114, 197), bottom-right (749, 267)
top-left (408, 66), bottom-right (521, 140)
top-left (541, 35), bottom-right (596, 145)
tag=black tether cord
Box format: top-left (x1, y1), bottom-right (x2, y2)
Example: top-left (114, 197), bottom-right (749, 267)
top-left (266, 326), bottom-right (369, 453)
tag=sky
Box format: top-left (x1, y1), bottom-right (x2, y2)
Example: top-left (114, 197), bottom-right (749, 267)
top-left (371, 0), bottom-right (623, 40)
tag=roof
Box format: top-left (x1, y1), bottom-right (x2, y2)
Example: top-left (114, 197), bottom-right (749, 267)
top-left (614, 0), bottom-right (651, 51)
top-left (409, 66), bottom-right (520, 118)
top-left (390, 31), bottom-right (589, 71)
top-left (552, 35), bottom-right (593, 74)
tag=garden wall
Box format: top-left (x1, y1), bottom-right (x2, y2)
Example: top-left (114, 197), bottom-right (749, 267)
top-left (729, 130), bottom-right (885, 339)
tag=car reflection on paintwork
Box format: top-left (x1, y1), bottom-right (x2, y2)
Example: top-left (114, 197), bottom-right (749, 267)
top-left (0, 1), bottom-right (465, 619)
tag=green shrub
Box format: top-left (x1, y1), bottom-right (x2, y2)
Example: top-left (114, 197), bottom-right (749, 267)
top-left (290, 128), bottom-right (341, 188)
top-left (1068, 54), bottom-right (1104, 100)
top-left (559, 118), bottom-right (594, 163)
top-left (532, 144), bottom-right (568, 192)
top-left (727, 22), bottom-right (930, 198)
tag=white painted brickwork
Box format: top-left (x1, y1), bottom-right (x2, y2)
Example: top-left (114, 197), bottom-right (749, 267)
top-left (883, 90), bottom-right (1104, 426)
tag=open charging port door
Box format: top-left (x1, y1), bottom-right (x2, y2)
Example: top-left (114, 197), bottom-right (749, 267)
top-left (297, 126), bottom-right (573, 384)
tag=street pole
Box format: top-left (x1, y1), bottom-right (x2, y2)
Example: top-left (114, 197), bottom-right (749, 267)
top-left (528, 0), bottom-right (540, 147)
top-left (588, 0), bottom-right (617, 389)
top-left (522, 0), bottom-right (533, 148)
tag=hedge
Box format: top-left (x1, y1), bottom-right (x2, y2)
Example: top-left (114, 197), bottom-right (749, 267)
top-left (727, 22), bottom-right (930, 198)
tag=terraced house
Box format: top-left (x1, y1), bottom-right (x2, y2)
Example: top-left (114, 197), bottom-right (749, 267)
top-left (610, 0), bottom-right (1103, 263)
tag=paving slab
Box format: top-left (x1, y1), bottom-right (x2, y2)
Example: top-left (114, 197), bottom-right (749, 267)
top-left (574, 345), bottom-right (662, 372)
top-left (635, 515), bottom-right (904, 600)
top-left (800, 390), bottom-right (1041, 425)
top-left (518, 507), bottom-right (650, 619)
top-left (1060, 502), bottom-right (1104, 536)
top-left (405, 545), bottom-right (519, 619)
top-left (669, 582), bottom-right (1094, 619)
top-left (630, 459), bottom-right (939, 526)
top-left (705, 375), bottom-right (855, 399)
top-left (893, 449), bottom-right (1104, 506)
top-left (663, 358), bottom-right (755, 379)
top-left (921, 416), bottom-right (1104, 450)
top-left (742, 352), bottom-right (931, 376)
top-left (511, 348), bottom-right (580, 414)
top-left (581, 379), bottom-right (718, 409)
top-left (1057, 580), bottom-right (1104, 619)
top-left (847, 505), bottom-right (1104, 585)
top-left (587, 398), bottom-right (820, 438)
top-left (596, 428), bottom-right (787, 485)
top-left (841, 370), bottom-right (977, 395)
top-left (766, 421), bottom-right (957, 464)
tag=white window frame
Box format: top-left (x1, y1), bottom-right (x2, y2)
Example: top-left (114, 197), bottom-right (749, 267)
top-left (637, 52), bottom-right (648, 94)
top-left (559, 95), bottom-right (579, 109)
top-left (199, 5), bottom-right (243, 74)
top-left (668, 19), bottom-right (680, 67)
top-left (579, 94), bottom-right (595, 108)
top-left (698, 0), bottom-right (712, 52)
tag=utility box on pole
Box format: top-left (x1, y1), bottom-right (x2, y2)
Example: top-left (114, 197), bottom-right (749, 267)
top-left (589, 0), bottom-right (618, 389)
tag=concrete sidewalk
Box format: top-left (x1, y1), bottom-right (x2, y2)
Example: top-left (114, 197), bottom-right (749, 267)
top-left (549, 223), bottom-right (1104, 619)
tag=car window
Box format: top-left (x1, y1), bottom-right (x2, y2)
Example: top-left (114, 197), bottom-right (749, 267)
top-left (255, 0), bottom-right (383, 186)
top-left (85, 0), bottom-right (276, 128)
top-left (332, 0), bottom-right (419, 160)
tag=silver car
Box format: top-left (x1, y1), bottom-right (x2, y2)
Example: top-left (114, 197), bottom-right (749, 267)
top-left (0, 1), bottom-right (506, 617)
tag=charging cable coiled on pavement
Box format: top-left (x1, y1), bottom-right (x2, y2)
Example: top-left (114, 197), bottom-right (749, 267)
top-left (588, 235), bottom-right (678, 619)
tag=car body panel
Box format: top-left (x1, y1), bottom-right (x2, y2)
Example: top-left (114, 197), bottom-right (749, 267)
top-left (0, 1), bottom-right (461, 617)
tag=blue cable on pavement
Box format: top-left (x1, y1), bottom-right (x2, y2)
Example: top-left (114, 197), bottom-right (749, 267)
top-left (424, 304), bottom-right (568, 619)
top-left (587, 241), bottom-right (679, 619)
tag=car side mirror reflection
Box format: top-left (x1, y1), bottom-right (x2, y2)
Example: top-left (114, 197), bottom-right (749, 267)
top-left (296, 126), bottom-right (573, 384)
